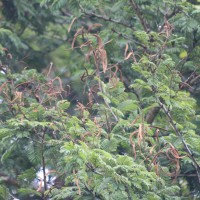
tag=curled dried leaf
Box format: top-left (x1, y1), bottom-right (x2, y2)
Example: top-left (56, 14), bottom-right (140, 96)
top-left (129, 130), bottom-right (138, 159)
top-left (88, 23), bottom-right (103, 32)
top-left (72, 27), bottom-right (84, 49)
top-left (138, 124), bottom-right (144, 146)
top-left (150, 144), bottom-right (157, 155)
top-left (80, 40), bottom-right (92, 49)
top-left (125, 52), bottom-right (133, 60)
top-left (68, 17), bottom-right (77, 33)
top-left (73, 170), bottom-right (81, 195)
top-left (124, 43), bottom-right (129, 58)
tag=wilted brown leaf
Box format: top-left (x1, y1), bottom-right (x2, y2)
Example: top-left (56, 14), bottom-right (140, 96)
top-left (68, 17), bottom-right (77, 33)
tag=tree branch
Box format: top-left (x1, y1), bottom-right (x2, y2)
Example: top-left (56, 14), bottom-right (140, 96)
top-left (158, 100), bottom-right (200, 183)
top-left (79, 4), bottom-right (134, 30)
top-left (129, 0), bottom-right (150, 32)
top-left (159, 6), bottom-right (181, 31)
top-left (145, 107), bottom-right (160, 124)
top-left (111, 28), bottom-right (147, 49)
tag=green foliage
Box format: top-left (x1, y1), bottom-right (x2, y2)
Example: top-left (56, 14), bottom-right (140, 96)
top-left (0, 0), bottom-right (68, 70)
top-left (0, 0), bottom-right (200, 199)
top-left (0, 64), bottom-right (185, 199)
top-left (0, 186), bottom-right (9, 200)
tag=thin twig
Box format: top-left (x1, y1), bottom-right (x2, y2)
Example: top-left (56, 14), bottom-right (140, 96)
top-left (159, 7), bottom-right (180, 32)
top-left (79, 4), bottom-right (134, 30)
top-left (41, 129), bottom-right (47, 198)
top-left (104, 100), bottom-right (119, 122)
top-left (158, 100), bottom-right (200, 183)
top-left (111, 28), bottom-right (147, 50)
top-left (129, 0), bottom-right (150, 32)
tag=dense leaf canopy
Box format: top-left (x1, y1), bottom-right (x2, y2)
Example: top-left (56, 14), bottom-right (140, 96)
top-left (0, 0), bottom-right (200, 199)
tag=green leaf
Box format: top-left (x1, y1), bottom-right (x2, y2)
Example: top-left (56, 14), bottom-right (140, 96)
top-left (57, 100), bottom-right (70, 111)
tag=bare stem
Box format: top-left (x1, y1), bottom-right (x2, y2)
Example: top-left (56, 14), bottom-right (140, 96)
top-left (129, 0), bottom-right (150, 32)
top-left (158, 100), bottom-right (200, 183)
top-left (79, 4), bottom-right (134, 30)
top-left (41, 129), bottom-right (47, 199)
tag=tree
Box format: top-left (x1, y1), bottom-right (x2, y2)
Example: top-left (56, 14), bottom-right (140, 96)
top-left (0, 0), bottom-right (69, 70)
top-left (0, 0), bottom-right (200, 199)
